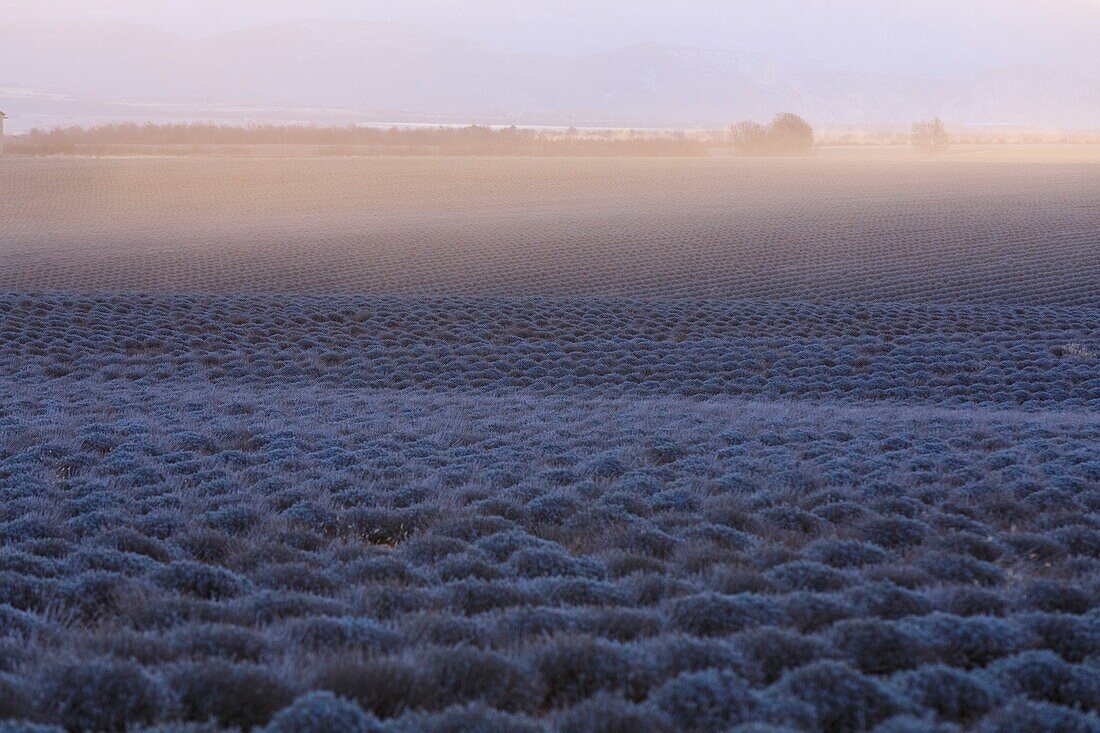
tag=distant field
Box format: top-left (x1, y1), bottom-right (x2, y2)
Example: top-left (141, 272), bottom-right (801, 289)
top-left (1, 155), bottom-right (1099, 732)
top-left (2, 156), bottom-right (1099, 304)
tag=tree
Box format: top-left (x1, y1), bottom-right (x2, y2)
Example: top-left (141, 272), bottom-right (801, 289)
top-left (912, 118), bottom-right (950, 155)
top-left (730, 120), bottom-right (769, 156)
top-left (766, 113), bottom-right (815, 156)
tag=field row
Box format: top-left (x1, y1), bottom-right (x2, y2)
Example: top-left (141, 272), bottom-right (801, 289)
top-left (2, 296), bottom-right (1097, 410)
top-left (0, 382), bottom-right (1097, 732)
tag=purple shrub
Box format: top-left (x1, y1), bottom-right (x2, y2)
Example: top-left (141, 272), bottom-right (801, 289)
top-left (313, 656), bottom-right (432, 719)
top-left (554, 694), bottom-right (674, 733)
top-left (35, 661), bottom-right (167, 733)
top-left (391, 703), bottom-right (543, 733)
top-left (264, 692), bottom-right (385, 733)
top-left (737, 626), bottom-right (827, 684)
top-left (893, 665), bottom-right (1001, 724)
top-left (829, 618), bottom-right (928, 674)
top-left (985, 651), bottom-right (1100, 711)
top-left (666, 593), bottom-right (778, 637)
top-left (153, 561), bottom-right (247, 600)
top-left (426, 646), bottom-right (542, 713)
top-left (169, 661), bottom-right (296, 729)
top-left (771, 661), bottom-right (911, 733)
top-left (975, 699), bottom-right (1100, 733)
top-left (906, 614), bottom-right (1022, 669)
top-left (649, 669), bottom-right (757, 733)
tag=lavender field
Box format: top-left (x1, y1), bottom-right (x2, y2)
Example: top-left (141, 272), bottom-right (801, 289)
top-left (0, 156), bottom-right (1098, 732)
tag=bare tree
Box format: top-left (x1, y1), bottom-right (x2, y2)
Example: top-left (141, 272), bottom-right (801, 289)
top-left (912, 118), bottom-right (950, 155)
top-left (766, 113), bottom-right (815, 156)
top-left (730, 120), bottom-right (770, 156)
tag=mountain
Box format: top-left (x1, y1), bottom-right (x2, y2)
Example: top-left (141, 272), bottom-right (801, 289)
top-left (1, 21), bottom-right (1098, 130)
top-left (944, 66), bottom-right (1100, 130)
top-left (198, 21), bottom-right (545, 114)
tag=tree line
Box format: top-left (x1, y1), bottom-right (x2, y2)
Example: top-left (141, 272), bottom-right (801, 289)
top-left (10, 117), bottom-right (956, 158)
top-left (729, 114), bottom-right (953, 156)
top-left (8, 123), bottom-right (708, 157)
top-left (729, 113), bottom-right (816, 156)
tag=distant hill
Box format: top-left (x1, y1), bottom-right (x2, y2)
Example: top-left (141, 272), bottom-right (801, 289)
top-left (1, 21), bottom-right (1098, 129)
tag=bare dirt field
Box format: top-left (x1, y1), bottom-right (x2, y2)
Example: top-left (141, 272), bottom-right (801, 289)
top-left (2, 156), bottom-right (1098, 304)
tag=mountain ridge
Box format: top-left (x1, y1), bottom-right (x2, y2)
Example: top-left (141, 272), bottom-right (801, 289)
top-left (1, 20), bottom-right (1098, 129)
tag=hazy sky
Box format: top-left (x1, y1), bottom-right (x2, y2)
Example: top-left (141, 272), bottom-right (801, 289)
top-left (7, 0), bottom-right (1100, 76)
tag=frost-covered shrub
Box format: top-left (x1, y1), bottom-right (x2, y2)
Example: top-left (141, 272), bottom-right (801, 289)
top-left (153, 561), bottom-right (246, 600)
top-left (283, 616), bottom-right (401, 654)
top-left (781, 591), bottom-right (856, 632)
top-left (391, 703), bottom-right (543, 733)
top-left (765, 560), bottom-right (850, 592)
top-left (975, 698), bottom-right (1100, 733)
top-left (0, 674), bottom-right (31, 720)
top-left (445, 579), bottom-right (537, 615)
top-left (167, 623), bottom-right (268, 662)
top-left (0, 723), bottom-right (66, 733)
top-left (534, 636), bottom-right (633, 708)
top-left (542, 578), bottom-right (628, 608)
top-left (859, 518), bottom-right (928, 549)
top-left (0, 573), bottom-right (48, 613)
top-left (98, 528), bottom-right (172, 562)
top-left (0, 604), bottom-right (51, 641)
top-left (666, 593), bottom-right (778, 637)
top-left (737, 627), bottom-right (826, 684)
top-left (202, 506), bottom-right (262, 535)
top-left (170, 661), bottom-right (295, 729)
top-left (1020, 613), bottom-right (1100, 663)
top-left (232, 590), bottom-right (348, 625)
top-left (176, 530), bottom-right (234, 564)
top-left (759, 507), bottom-right (827, 536)
top-left (609, 525), bottom-right (678, 559)
top-left (436, 552), bottom-right (507, 582)
top-left (893, 665), bottom-right (1001, 724)
top-left (583, 608), bottom-right (662, 642)
top-left (871, 716), bottom-right (962, 733)
top-left (59, 571), bottom-right (139, 623)
top-left (918, 552), bottom-right (1005, 587)
top-left (554, 694), bottom-right (673, 733)
top-left (525, 495), bottom-right (581, 526)
top-left (985, 651), bottom-right (1100, 711)
top-left (649, 669), bottom-right (757, 732)
top-left (849, 581), bottom-right (932, 620)
top-left (640, 635), bottom-right (755, 690)
top-left (805, 539), bottom-right (890, 569)
top-left (907, 614), bottom-right (1022, 669)
top-left (264, 692), bottom-right (385, 733)
top-left (584, 454), bottom-right (628, 482)
top-left (509, 548), bottom-right (604, 580)
top-left (402, 611), bottom-right (487, 647)
top-left (1016, 580), bottom-right (1093, 615)
top-left (35, 660), bottom-right (167, 733)
top-left (398, 535), bottom-right (469, 566)
top-left (489, 607), bottom-right (579, 643)
top-left (255, 562), bottom-right (341, 595)
top-left (426, 646), bottom-right (542, 713)
top-left (829, 619), bottom-right (927, 674)
top-left (313, 657), bottom-right (431, 719)
top-left (771, 661), bottom-right (910, 733)
top-left (358, 585), bottom-right (429, 621)
top-left (935, 587), bottom-right (1009, 617)
top-left (1055, 527), bottom-right (1100, 559)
